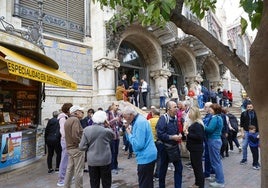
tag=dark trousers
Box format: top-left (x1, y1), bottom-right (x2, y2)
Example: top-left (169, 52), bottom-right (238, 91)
top-left (133, 91), bottom-right (139, 107)
top-left (158, 143), bottom-right (183, 188)
top-left (46, 140), bottom-right (62, 169)
top-left (88, 164), bottom-right (111, 188)
top-left (250, 146), bottom-right (259, 166)
top-left (227, 131), bottom-right (240, 150)
top-left (110, 139), bottom-right (120, 170)
top-left (125, 140), bottom-right (133, 154)
top-left (138, 161), bottom-right (155, 188)
top-left (190, 150), bottom-right (204, 188)
top-left (220, 136), bottom-right (228, 157)
top-left (154, 142), bottom-right (161, 178)
top-left (142, 92), bottom-right (148, 107)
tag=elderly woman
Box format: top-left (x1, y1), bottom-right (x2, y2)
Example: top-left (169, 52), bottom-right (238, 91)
top-left (205, 104), bottom-right (225, 188)
top-left (79, 110), bottom-right (115, 188)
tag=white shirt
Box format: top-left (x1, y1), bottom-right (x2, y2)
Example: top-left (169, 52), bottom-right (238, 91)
top-left (141, 81), bottom-right (148, 93)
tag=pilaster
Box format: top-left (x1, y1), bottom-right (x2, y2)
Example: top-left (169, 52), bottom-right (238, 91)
top-left (94, 57), bottom-right (120, 95)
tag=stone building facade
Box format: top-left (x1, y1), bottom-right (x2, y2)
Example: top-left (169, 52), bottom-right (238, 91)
top-left (0, 0), bottom-right (251, 124)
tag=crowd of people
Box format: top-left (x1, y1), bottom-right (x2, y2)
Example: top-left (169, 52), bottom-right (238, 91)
top-left (44, 78), bottom-right (259, 188)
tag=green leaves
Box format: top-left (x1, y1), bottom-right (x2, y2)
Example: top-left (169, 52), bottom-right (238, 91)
top-left (241, 17), bottom-right (248, 34)
top-left (95, 0), bottom-right (263, 34)
top-left (184, 0), bottom-right (216, 19)
top-left (240, 0), bottom-right (263, 31)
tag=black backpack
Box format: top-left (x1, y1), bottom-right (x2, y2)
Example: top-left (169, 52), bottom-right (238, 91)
top-left (227, 113), bottom-right (238, 132)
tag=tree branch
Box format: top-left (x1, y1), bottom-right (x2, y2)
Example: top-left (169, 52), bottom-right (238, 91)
top-left (170, 12), bottom-right (250, 93)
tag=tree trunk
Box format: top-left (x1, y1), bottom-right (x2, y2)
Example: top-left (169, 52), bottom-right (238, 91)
top-left (249, 0), bottom-right (268, 187)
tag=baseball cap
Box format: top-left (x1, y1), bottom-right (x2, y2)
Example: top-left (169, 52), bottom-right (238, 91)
top-left (69, 105), bottom-right (84, 114)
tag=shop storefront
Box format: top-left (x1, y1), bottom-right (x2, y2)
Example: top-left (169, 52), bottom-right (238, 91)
top-left (0, 43), bottom-right (76, 172)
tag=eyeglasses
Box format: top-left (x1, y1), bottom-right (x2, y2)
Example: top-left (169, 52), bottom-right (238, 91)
top-left (115, 105), bottom-right (119, 107)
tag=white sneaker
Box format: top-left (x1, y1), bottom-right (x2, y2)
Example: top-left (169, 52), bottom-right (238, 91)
top-left (209, 182), bottom-right (225, 187)
top-left (253, 166), bottom-right (260, 170)
top-left (205, 176), bottom-right (215, 182)
top-left (57, 182), bottom-right (64, 187)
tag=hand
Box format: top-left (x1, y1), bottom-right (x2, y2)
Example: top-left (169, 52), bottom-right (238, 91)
top-left (172, 134), bottom-right (182, 141)
top-left (126, 126), bottom-right (132, 134)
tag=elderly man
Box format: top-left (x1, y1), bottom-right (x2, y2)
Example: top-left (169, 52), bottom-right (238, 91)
top-left (156, 100), bottom-right (183, 188)
top-left (79, 110), bottom-right (115, 188)
top-left (122, 106), bottom-right (157, 188)
top-left (64, 105), bottom-right (85, 188)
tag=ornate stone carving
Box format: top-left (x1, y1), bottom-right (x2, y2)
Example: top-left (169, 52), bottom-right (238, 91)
top-left (219, 64), bottom-right (228, 77)
top-left (162, 39), bottom-right (182, 67)
top-left (94, 57), bottom-right (120, 71)
top-left (196, 55), bottom-right (208, 74)
top-left (105, 17), bottom-right (130, 55)
top-left (150, 69), bottom-right (171, 80)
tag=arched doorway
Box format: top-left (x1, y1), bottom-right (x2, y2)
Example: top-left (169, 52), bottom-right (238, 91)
top-left (117, 41), bottom-right (149, 107)
top-left (168, 57), bottom-right (184, 94)
top-left (117, 41), bottom-right (146, 87)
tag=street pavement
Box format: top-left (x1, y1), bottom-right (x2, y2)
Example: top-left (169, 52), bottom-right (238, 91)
top-left (0, 138), bottom-right (261, 188)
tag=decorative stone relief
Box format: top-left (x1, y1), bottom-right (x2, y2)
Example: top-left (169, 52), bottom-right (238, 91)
top-left (105, 18), bottom-right (129, 55)
top-left (150, 69), bottom-right (171, 80)
top-left (196, 55), bottom-right (208, 74)
top-left (162, 38), bottom-right (182, 67)
top-left (94, 57), bottom-right (120, 71)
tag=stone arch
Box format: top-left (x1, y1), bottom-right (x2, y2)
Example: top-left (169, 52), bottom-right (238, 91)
top-left (117, 24), bottom-right (161, 68)
top-left (203, 57), bottom-right (220, 82)
top-left (172, 46), bottom-right (197, 77)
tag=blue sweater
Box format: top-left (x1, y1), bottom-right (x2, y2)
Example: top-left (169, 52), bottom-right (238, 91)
top-left (248, 132), bottom-right (259, 148)
top-left (205, 115), bottom-right (223, 139)
top-left (127, 114), bottom-right (157, 164)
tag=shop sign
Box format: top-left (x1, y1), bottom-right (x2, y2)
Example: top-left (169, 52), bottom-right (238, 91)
top-left (7, 61), bottom-right (77, 90)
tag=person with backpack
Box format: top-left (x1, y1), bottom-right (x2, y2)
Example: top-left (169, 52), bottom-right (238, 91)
top-left (156, 101), bottom-right (183, 188)
top-left (226, 110), bottom-right (241, 152)
top-left (45, 111), bottom-right (62, 174)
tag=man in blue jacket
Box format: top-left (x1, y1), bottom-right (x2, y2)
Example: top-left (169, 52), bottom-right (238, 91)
top-left (156, 101), bottom-right (183, 188)
top-left (123, 106), bottom-right (157, 188)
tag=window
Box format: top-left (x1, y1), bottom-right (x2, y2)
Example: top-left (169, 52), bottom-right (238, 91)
top-left (16, 0), bottom-right (85, 41)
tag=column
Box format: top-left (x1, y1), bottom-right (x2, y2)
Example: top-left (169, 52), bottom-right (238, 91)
top-left (149, 69), bottom-right (171, 106)
top-left (94, 57), bottom-right (120, 95)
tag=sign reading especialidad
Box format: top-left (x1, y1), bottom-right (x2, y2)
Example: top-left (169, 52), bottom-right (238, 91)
top-left (7, 61), bottom-right (77, 90)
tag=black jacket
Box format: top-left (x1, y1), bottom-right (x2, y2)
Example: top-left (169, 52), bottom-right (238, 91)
top-left (186, 122), bottom-right (205, 152)
top-left (240, 110), bottom-right (258, 132)
top-left (45, 117), bottom-right (60, 142)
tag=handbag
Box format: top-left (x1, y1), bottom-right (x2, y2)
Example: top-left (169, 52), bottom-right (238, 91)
top-left (164, 143), bottom-right (180, 162)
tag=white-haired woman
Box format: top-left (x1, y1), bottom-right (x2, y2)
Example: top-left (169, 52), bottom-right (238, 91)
top-left (185, 106), bottom-right (205, 188)
top-left (79, 111), bottom-right (115, 188)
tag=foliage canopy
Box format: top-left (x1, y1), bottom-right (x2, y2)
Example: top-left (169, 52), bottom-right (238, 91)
top-left (93, 0), bottom-right (263, 33)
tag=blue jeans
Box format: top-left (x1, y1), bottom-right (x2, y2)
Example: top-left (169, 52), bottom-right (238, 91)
top-left (242, 131), bottom-right (249, 160)
top-left (160, 97), bottom-right (165, 108)
top-left (158, 143), bottom-right (183, 188)
top-left (207, 139), bottom-right (225, 184)
top-left (198, 95), bottom-right (204, 108)
top-left (204, 141), bottom-right (214, 177)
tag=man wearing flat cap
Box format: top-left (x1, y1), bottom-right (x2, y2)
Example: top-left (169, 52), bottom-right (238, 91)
top-left (64, 105), bottom-right (84, 188)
